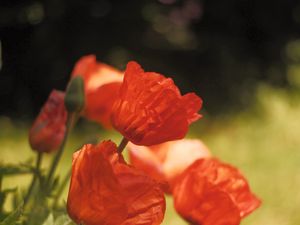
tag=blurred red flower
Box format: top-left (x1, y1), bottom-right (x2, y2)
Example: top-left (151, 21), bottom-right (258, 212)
top-left (128, 139), bottom-right (211, 192)
top-left (111, 61), bottom-right (202, 146)
top-left (72, 55), bottom-right (123, 127)
top-left (67, 141), bottom-right (165, 225)
top-left (29, 90), bottom-right (67, 153)
top-left (173, 158), bottom-right (261, 225)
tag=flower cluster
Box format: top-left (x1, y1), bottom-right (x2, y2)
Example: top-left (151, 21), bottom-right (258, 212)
top-left (28, 55), bottom-right (261, 225)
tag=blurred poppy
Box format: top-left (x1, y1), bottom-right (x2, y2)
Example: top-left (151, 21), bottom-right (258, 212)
top-left (111, 61), bottom-right (202, 146)
top-left (72, 55), bottom-right (123, 127)
top-left (29, 90), bottom-right (67, 153)
top-left (173, 158), bottom-right (261, 225)
top-left (128, 139), bottom-right (211, 192)
top-left (67, 141), bottom-right (165, 225)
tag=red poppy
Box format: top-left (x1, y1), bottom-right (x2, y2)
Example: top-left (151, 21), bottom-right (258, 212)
top-left (72, 55), bottom-right (123, 127)
top-left (111, 61), bottom-right (202, 146)
top-left (128, 139), bottom-right (211, 192)
top-left (67, 141), bottom-right (165, 225)
top-left (29, 90), bottom-right (67, 153)
top-left (173, 158), bottom-right (261, 225)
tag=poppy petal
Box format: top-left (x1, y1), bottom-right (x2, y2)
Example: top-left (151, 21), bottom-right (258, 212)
top-left (112, 61), bottom-right (202, 146)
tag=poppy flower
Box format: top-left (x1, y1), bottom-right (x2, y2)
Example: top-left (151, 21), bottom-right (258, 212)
top-left (111, 61), bottom-right (202, 146)
top-left (173, 158), bottom-right (261, 225)
top-left (71, 55), bottom-right (123, 127)
top-left (29, 90), bottom-right (67, 153)
top-left (67, 141), bottom-right (165, 225)
top-left (128, 139), bottom-right (211, 192)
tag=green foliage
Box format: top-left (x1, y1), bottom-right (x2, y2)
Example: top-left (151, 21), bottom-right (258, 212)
top-left (65, 76), bottom-right (85, 113)
top-left (0, 165), bottom-right (32, 177)
top-left (41, 214), bottom-right (53, 225)
top-left (0, 188), bottom-right (17, 212)
top-left (42, 213), bottom-right (74, 225)
top-left (0, 203), bottom-right (23, 225)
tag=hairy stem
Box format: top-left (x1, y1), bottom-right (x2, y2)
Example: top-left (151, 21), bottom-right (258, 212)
top-left (24, 152), bottom-right (43, 206)
top-left (117, 137), bottom-right (129, 153)
top-left (45, 113), bottom-right (75, 186)
top-left (52, 168), bottom-right (71, 208)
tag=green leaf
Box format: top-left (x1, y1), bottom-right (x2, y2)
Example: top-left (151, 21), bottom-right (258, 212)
top-left (0, 188), bottom-right (17, 213)
top-left (54, 214), bottom-right (74, 225)
top-left (0, 203), bottom-right (23, 225)
top-left (42, 213), bottom-right (54, 225)
top-left (43, 213), bottom-right (75, 225)
top-left (0, 165), bottom-right (32, 177)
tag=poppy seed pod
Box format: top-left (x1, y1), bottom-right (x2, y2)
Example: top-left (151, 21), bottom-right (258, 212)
top-left (65, 76), bottom-right (85, 113)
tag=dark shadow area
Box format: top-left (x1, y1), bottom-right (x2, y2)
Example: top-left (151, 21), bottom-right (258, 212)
top-left (0, 0), bottom-right (299, 119)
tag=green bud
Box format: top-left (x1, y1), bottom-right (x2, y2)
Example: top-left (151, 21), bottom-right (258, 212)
top-left (64, 76), bottom-right (85, 113)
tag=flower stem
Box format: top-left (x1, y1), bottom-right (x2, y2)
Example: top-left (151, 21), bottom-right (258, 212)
top-left (52, 168), bottom-right (71, 208)
top-left (45, 113), bottom-right (75, 186)
top-left (117, 137), bottom-right (129, 153)
top-left (24, 152), bottom-right (43, 206)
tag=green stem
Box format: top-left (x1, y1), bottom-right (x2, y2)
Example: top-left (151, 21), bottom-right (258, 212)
top-left (45, 113), bottom-right (75, 186)
top-left (52, 168), bottom-right (71, 208)
top-left (24, 152), bottom-right (43, 206)
top-left (117, 137), bottom-right (129, 153)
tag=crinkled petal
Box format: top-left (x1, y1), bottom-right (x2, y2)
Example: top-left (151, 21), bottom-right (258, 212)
top-left (112, 61), bottom-right (202, 146)
top-left (190, 158), bottom-right (262, 218)
top-left (172, 158), bottom-right (261, 225)
top-left (67, 141), bottom-right (166, 225)
top-left (182, 93), bottom-right (203, 124)
top-left (67, 142), bottom-right (127, 225)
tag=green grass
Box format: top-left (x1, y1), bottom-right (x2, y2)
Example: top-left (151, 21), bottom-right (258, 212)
top-left (1, 84), bottom-right (300, 225)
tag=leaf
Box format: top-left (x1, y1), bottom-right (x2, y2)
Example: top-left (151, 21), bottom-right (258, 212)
top-left (42, 213), bottom-right (54, 225)
top-left (54, 214), bottom-right (75, 225)
top-left (0, 165), bottom-right (32, 177)
top-left (0, 188), bottom-right (17, 212)
top-left (43, 213), bottom-right (75, 225)
top-left (0, 203), bottom-right (23, 225)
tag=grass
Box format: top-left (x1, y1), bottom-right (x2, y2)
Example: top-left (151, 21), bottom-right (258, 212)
top-left (1, 84), bottom-right (300, 225)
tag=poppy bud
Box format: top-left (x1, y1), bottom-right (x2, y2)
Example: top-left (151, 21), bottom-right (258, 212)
top-left (65, 76), bottom-right (85, 113)
top-left (29, 90), bottom-right (67, 153)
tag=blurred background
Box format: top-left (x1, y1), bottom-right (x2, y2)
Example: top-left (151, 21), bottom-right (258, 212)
top-left (1, 0), bottom-right (300, 224)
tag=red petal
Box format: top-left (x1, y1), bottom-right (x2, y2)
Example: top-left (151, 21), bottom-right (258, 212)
top-left (182, 93), bottom-right (203, 123)
top-left (71, 55), bottom-right (123, 127)
top-left (116, 164), bottom-right (166, 225)
top-left (128, 139), bottom-right (211, 193)
top-left (67, 141), bottom-right (166, 225)
top-left (173, 158), bottom-right (261, 225)
top-left (85, 82), bottom-right (122, 128)
top-left (71, 55), bottom-right (98, 81)
top-left (112, 61), bottom-right (202, 146)
top-left (190, 158), bottom-right (262, 218)
top-left (173, 161), bottom-right (241, 225)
